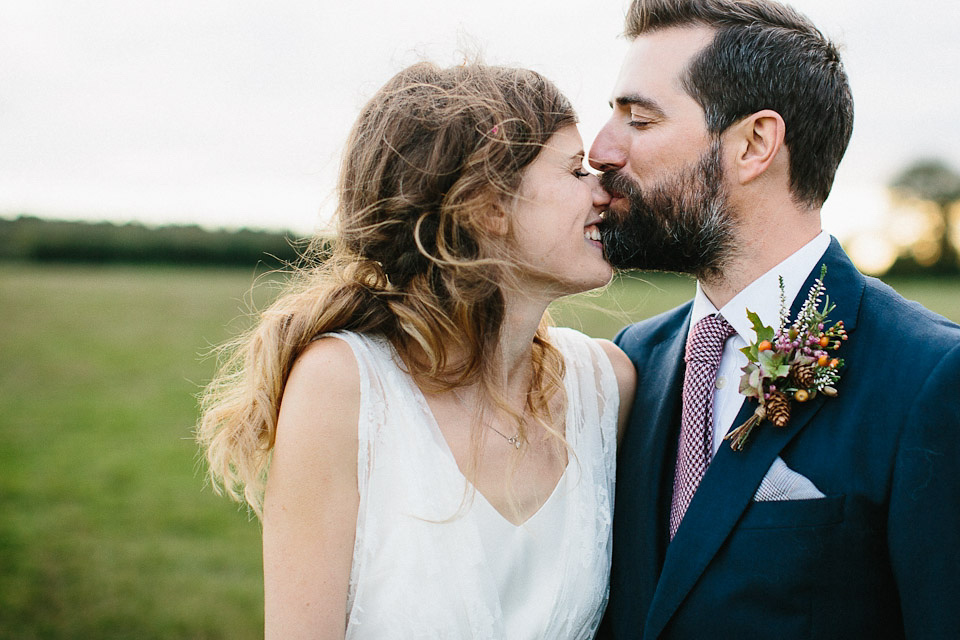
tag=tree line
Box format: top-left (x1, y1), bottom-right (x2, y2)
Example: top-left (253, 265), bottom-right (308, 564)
top-left (888, 159), bottom-right (960, 275)
top-left (0, 216), bottom-right (312, 267)
top-left (3, 158), bottom-right (960, 276)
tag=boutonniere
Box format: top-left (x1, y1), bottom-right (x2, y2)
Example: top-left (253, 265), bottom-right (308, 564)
top-left (725, 264), bottom-right (847, 451)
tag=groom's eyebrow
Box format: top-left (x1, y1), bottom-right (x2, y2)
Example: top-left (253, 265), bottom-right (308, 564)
top-left (611, 94), bottom-right (666, 118)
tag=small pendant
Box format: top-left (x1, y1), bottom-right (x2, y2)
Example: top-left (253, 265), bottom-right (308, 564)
top-left (507, 435), bottom-right (522, 449)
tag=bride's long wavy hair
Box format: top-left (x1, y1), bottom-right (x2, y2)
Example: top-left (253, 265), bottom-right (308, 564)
top-left (197, 62), bottom-right (578, 517)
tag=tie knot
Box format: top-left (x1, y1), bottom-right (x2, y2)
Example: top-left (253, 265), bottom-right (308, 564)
top-left (685, 314), bottom-right (735, 365)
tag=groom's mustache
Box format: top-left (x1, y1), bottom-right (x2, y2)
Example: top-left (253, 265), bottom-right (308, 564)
top-left (598, 170), bottom-right (645, 223)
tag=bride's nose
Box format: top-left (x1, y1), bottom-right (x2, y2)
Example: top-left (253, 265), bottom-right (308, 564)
top-left (589, 174), bottom-right (611, 208)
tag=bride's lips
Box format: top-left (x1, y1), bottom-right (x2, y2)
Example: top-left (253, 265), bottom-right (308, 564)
top-left (584, 220), bottom-right (603, 248)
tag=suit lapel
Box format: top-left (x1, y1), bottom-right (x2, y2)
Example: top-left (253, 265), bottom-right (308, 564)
top-left (618, 311), bottom-right (691, 617)
top-left (643, 238), bottom-right (864, 638)
top-left (644, 394), bottom-right (828, 638)
top-left (795, 237), bottom-right (863, 334)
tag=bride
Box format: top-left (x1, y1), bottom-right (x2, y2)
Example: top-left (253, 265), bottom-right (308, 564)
top-left (198, 61), bottom-right (635, 639)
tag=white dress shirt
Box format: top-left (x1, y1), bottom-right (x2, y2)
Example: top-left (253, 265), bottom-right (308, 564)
top-left (688, 231), bottom-right (831, 454)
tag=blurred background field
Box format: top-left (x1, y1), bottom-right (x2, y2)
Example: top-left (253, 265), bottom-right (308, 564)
top-left (4, 2), bottom-right (960, 636)
top-left (2, 261), bottom-right (959, 638)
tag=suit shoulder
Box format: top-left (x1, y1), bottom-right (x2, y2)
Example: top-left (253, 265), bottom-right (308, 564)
top-left (860, 276), bottom-right (960, 345)
top-left (614, 301), bottom-right (693, 352)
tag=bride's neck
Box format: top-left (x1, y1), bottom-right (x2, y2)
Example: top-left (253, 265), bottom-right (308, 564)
top-left (494, 291), bottom-right (549, 387)
top-left (398, 292), bottom-right (547, 394)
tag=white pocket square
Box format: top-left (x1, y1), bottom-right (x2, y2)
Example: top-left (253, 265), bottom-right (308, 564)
top-left (754, 457), bottom-right (825, 501)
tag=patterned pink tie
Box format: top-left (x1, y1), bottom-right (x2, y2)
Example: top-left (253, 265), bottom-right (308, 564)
top-left (669, 314), bottom-right (736, 540)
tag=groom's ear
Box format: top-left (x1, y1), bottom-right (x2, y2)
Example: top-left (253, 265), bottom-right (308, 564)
top-left (727, 110), bottom-right (786, 186)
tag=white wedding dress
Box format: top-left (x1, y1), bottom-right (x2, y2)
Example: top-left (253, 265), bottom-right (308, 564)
top-left (331, 327), bottom-right (619, 639)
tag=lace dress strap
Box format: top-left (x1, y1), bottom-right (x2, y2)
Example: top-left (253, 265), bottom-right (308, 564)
top-left (547, 326), bottom-right (619, 462)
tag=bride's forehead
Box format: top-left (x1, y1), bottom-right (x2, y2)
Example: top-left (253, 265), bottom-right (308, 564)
top-left (538, 126), bottom-right (585, 161)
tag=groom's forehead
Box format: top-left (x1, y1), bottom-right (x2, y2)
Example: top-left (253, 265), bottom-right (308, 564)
top-left (610, 26), bottom-right (714, 103)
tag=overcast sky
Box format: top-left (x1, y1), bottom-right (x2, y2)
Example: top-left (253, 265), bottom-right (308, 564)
top-left (2, 0), bottom-right (959, 240)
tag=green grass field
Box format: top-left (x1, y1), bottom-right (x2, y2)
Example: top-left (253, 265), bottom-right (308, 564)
top-left (2, 264), bottom-right (958, 638)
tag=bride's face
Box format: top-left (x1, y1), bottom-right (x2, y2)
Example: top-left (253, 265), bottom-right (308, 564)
top-left (508, 125), bottom-right (613, 297)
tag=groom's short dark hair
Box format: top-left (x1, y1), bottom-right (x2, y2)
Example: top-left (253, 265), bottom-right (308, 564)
top-left (625, 0), bottom-right (854, 207)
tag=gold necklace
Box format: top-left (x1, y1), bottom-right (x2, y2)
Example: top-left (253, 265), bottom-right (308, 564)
top-left (450, 388), bottom-right (524, 449)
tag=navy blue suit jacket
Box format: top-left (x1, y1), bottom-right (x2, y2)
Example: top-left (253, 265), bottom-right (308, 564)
top-left (601, 239), bottom-right (960, 639)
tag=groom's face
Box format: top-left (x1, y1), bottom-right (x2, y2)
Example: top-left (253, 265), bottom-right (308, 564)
top-left (589, 27), bottom-right (737, 277)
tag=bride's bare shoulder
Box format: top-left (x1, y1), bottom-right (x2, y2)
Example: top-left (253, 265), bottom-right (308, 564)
top-left (593, 339), bottom-right (636, 389)
top-left (593, 338), bottom-right (636, 442)
top-left (277, 336), bottom-right (361, 448)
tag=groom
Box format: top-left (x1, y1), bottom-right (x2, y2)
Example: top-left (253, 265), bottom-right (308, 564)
top-left (592, 1), bottom-right (960, 638)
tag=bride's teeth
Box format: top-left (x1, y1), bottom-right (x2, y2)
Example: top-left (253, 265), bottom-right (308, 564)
top-left (584, 227), bottom-right (601, 242)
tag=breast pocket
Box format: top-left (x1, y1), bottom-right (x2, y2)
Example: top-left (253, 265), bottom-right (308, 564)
top-left (737, 494), bottom-right (845, 530)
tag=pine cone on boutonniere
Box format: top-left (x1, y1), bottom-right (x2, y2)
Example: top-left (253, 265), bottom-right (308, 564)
top-left (766, 390), bottom-right (791, 427)
top-left (790, 363), bottom-right (816, 388)
top-left (725, 265), bottom-right (847, 451)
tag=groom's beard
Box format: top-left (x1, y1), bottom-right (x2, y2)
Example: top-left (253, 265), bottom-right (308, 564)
top-left (599, 141), bottom-right (736, 281)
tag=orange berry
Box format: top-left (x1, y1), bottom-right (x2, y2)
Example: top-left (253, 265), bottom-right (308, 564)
top-left (818, 354), bottom-right (829, 367)
top-left (829, 358), bottom-right (839, 368)
top-left (758, 340), bottom-right (773, 352)
top-left (819, 335), bottom-right (830, 347)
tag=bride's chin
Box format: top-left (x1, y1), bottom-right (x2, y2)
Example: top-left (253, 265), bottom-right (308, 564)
top-left (576, 266), bottom-right (615, 294)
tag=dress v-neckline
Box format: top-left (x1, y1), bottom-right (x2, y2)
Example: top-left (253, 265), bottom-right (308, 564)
top-left (472, 463), bottom-right (570, 528)
top-left (402, 371), bottom-right (571, 528)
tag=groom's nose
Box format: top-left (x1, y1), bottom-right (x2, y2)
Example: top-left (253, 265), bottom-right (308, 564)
top-left (588, 120), bottom-right (627, 173)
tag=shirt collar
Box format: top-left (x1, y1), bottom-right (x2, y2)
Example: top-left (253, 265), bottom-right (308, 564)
top-left (689, 231), bottom-right (831, 342)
